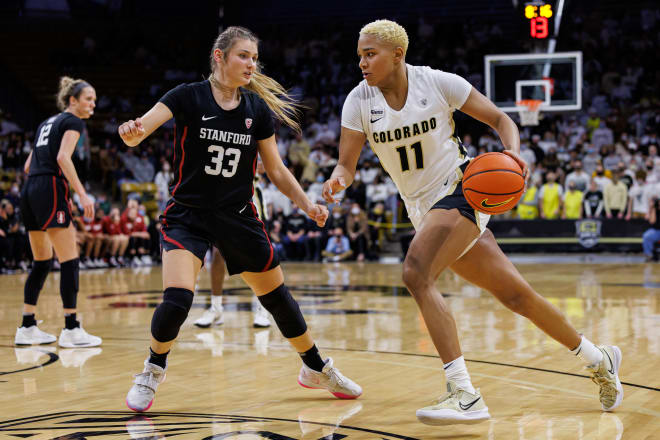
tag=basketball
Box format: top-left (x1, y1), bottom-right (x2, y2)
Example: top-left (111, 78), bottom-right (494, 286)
top-left (462, 152), bottom-right (525, 214)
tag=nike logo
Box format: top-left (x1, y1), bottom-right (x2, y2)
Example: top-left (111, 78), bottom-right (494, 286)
top-left (202, 115), bottom-right (217, 121)
top-left (604, 350), bottom-right (615, 375)
top-left (459, 396), bottom-right (481, 411)
top-left (370, 117), bottom-right (383, 123)
top-left (481, 197), bottom-right (514, 209)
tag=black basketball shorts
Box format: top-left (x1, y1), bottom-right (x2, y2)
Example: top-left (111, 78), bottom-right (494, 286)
top-left (20, 175), bottom-right (72, 231)
top-left (159, 199), bottom-right (279, 275)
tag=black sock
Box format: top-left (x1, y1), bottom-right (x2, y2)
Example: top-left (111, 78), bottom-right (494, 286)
top-left (299, 344), bottom-right (325, 372)
top-left (22, 313), bottom-right (37, 328)
top-left (149, 348), bottom-right (169, 369)
top-left (64, 313), bottom-right (79, 330)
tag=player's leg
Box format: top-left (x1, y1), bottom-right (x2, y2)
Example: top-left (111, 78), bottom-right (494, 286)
top-left (241, 267), bottom-right (361, 399)
top-left (450, 229), bottom-right (622, 411)
top-left (15, 231), bottom-right (56, 345)
top-left (127, 247), bottom-right (203, 412)
top-left (194, 247), bottom-right (225, 328)
top-left (402, 209), bottom-right (491, 425)
top-left (48, 224), bottom-right (102, 348)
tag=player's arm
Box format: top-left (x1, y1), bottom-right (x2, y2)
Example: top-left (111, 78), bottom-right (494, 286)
top-left (24, 150), bottom-right (33, 174)
top-left (323, 127), bottom-right (366, 203)
top-left (57, 130), bottom-right (94, 219)
top-left (118, 103), bottom-right (173, 147)
top-left (460, 87), bottom-right (527, 177)
top-left (258, 135), bottom-right (328, 227)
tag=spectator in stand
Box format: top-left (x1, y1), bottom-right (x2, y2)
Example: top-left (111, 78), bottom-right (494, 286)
top-left (86, 208), bottom-right (108, 268)
top-left (2, 199), bottom-right (28, 271)
top-left (345, 172), bottom-right (367, 208)
top-left (133, 150), bottom-right (156, 183)
top-left (538, 172), bottom-right (563, 219)
top-left (305, 214), bottom-right (323, 262)
top-left (462, 134), bottom-right (477, 158)
top-left (564, 160), bottom-right (590, 192)
top-left (562, 181), bottom-right (584, 220)
top-left (121, 206), bottom-right (152, 266)
top-left (346, 203), bottom-right (369, 261)
top-left (306, 172), bottom-right (325, 204)
top-left (268, 219), bottom-right (287, 261)
top-left (288, 131), bottom-right (314, 181)
top-left (582, 144), bottom-right (601, 176)
top-left (103, 207), bottom-right (129, 267)
top-left (626, 170), bottom-right (650, 220)
top-left (603, 171), bottom-right (628, 219)
top-left (368, 201), bottom-right (387, 253)
top-left (154, 161), bottom-right (173, 211)
top-left (592, 165), bottom-right (612, 191)
top-left (517, 176), bottom-right (540, 220)
top-left (583, 180), bottom-right (605, 218)
top-left (358, 160), bottom-right (379, 184)
top-left (601, 145), bottom-right (621, 171)
top-left (283, 205), bottom-right (308, 261)
top-left (326, 205), bottom-right (346, 232)
top-left (322, 227), bottom-right (353, 262)
top-left (366, 173), bottom-right (390, 208)
top-left (519, 141), bottom-right (537, 166)
top-left (592, 121), bottom-right (614, 152)
top-left (642, 190), bottom-right (659, 262)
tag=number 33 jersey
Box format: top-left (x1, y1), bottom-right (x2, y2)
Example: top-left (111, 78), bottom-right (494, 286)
top-left (342, 65), bottom-right (473, 222)
top-left (159, 80), bottom-right (274, 208)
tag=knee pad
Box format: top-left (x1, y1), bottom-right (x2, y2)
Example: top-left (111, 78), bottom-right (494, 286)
top-left (24, 259), bottom-right (52, 306)
top-left (60, 258), bottom-right (79, 309)
top-left (258, 284), bottom-right (307, 338)
top-left (151, 287), bottom-right (193, 342)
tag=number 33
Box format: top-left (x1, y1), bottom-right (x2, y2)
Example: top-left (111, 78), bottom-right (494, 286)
top-left (204, 145), bottom-right (241, 177)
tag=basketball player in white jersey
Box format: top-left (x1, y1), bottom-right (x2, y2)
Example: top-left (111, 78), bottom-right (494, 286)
top-left (323, 19), bottom-right (622, 425)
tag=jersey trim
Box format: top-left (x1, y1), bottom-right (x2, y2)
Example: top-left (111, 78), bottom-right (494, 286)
top-left (160, 203), bottom-right (185, 250)
top-left (250, 202), bottom-right (274, 272)
top-left (41, 176), bottom-right (57, 230)
top-left (172, 126), bottom-right (188, 196)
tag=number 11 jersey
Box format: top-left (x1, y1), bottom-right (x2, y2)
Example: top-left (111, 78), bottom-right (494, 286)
top-left (159, 80), bottom-right (274, 209)
top-left (341, 64), bottom-right (472, 207)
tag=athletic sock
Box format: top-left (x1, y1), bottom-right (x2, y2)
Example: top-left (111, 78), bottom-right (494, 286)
top-left (444, 355), bottom-right (476, 394)
top-left (300, 344), bottom-right (325, 372)
top-left (148, 348), bottom-right (169, 369)
top-left (570, 335), bottom-right (603, 366)
top-left (22, 313), bottom-right (37, 328)
top-left (211, 295), bottom-right (223, 310)
top-left (64, 313), bottom-right (80, 330)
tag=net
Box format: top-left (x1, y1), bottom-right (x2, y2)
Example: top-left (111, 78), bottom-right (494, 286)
top-left (516, 99), bottom-right (543, 126)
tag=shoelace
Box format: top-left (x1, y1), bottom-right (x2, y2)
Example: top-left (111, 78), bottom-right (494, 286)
top-left (433, 388), bottom-right (459, 405)
top-left (326, 367), bottom-right (346, 387)
top-left (133, 371), bottom-right (162, 391)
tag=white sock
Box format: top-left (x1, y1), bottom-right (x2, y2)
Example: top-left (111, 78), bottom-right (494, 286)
top-left (211, 295), bottom-right (223, 310)
top-left (570, 335), bottom-right (603, 366)
top-left (444, 356), bottom-right (476, 394)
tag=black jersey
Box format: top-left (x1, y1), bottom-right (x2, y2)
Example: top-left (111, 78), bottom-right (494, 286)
top-left (29, 112), bottom-right (84, 177)
top-left (158, 80), bottom-right (274, 208)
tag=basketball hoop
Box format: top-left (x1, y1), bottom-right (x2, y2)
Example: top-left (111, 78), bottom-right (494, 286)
top-left (516, 99), bottom-right (543, 126)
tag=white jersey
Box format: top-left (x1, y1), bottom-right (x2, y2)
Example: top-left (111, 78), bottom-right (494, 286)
top-left (342, 64), bottom-right (489, 231)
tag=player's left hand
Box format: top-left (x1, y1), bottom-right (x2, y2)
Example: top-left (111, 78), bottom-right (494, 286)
top-left (503, 150), bottom-right (529, 185)
top-left (306, 204), bottom-right (329, 227)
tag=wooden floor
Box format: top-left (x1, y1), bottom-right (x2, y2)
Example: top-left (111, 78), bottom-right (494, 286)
top-left (1, 261), bottom-right (658, 439)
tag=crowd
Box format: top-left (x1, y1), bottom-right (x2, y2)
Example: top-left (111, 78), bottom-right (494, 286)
top-left (1, 5), bottom-right (659, 270)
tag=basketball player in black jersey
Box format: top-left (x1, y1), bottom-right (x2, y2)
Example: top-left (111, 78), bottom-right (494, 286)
top-left (15, 76), bottom-right (102, 348)
top-left (119, 26), bottom-right (361, 412)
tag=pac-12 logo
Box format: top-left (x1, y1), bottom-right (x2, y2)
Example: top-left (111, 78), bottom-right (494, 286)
top-left (56, 211), bottom-right (66, 224)
top-left (245, 118), bottom-right (252, 129)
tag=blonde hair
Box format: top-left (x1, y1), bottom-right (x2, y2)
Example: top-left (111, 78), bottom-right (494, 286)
top-left (56, 76), bottom-right (91, 111)
top-left (360, 19), bottom-right (409, 56)
top-left (209, 26), bottom-right (302, 133)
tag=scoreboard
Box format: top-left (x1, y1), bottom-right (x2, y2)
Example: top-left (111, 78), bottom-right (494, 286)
top-left (525, 2), bottom-right (553, 39)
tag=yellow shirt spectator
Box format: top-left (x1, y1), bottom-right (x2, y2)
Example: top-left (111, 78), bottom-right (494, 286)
top-left (539, 177), bottom-right (563, 219)
top-left (517, 185), bottom-right (539, 219)
top-left (563, 188), bottom-right (583, 219)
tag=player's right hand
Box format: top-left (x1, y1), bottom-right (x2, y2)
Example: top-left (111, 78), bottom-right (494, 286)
top-left (80, 193), bottom-right (95, 220)
top-left (118, 118), bottom-right (145, 145)
top-left (322, 177), bottom-right (347, 204)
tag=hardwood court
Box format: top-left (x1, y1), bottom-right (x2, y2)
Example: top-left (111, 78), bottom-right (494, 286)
top-left (1, 261), bottom-right (658, 439)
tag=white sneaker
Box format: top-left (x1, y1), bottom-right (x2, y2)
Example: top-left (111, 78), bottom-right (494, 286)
top-left (131, 256), bottom-right (142, 267)
top-left (416, 381), bottom-right (490, 425)
top-left (253, 302), bottom-right (271, 328)
top-left (15, 325), bottom-right (57, 345)
top-left (96, 258), bottom-right (108, 268)
top-left (58, 326), bottom-right (103, 348)
top-left (109, 256), bottom-right (119, 267)
top-left (194, 305), bottom-right (224, 328)
top-left (141, 255), bottom-right (153, 266)
top-left (588, 345), bottom-right (623, 411)
top-left (298, 357), bottom-right (362, 399)
top-left (126, 360), bottom-right (166, 412)
top-left (79, 260), bottom-right (88, 270)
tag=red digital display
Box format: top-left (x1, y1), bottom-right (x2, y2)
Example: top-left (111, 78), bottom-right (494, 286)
top-left (525, 3), bottom-right (553, 39)
top-left (530, 17), bottom-right (549, 38)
